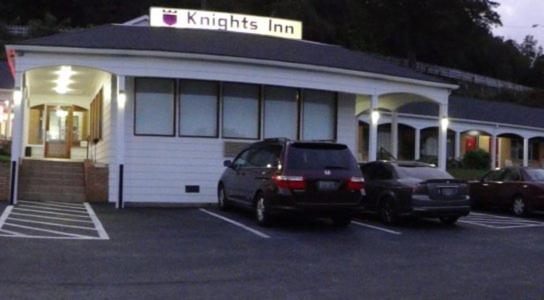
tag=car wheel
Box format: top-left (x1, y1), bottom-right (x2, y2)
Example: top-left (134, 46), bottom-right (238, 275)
top-left (380, 198), bottom-right (397, 225)
top-left (218, 186), bottom-right (230, 211)
top-left (512, 197), bottom-right (528, 216)
top-left (439, 216), bottom-right (459, 225)
top-left (255, 195), bottom-right (272, 227)
top-left (331, 215), bottom-right (352, 227)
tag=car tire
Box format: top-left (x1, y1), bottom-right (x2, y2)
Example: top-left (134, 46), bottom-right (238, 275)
top-left (439, 216), bottom-right (459, 225)
top-left (218, 186), bottom-right (230, 211)
top-left (331, 215), bottom-right (352, 227)
top-left (255, 194), bottom-right (272, 227)
top-left (512, 197), bottom-right (528, 216)
top-left (380, 198), bottom-right (397, 225)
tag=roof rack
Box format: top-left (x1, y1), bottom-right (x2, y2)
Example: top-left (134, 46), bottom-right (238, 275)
top-left (262, 138), bottom-right (291, 143)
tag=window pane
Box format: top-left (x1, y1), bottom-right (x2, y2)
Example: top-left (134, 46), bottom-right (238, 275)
top-left (179, 80), bottom-right (218, 137)
top-left (264, 87), bottom-right (298, 139)
top-left (135, 78), bottom-right (174, 136)
top-left (302, 90), bottom-right (335, 140)
top-left (222, 83), bottom-right (259, 139)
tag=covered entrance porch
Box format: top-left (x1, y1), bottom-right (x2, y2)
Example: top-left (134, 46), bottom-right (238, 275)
top-left (23, 66), bottom-right (111, 161)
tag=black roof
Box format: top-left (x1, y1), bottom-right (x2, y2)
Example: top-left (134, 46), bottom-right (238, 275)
top-left (14, 24), bottom-right (449, 85)
top-left (399, 95), bottom-right (544, 129)
top-left (0, 61), bottom-right (14, 89)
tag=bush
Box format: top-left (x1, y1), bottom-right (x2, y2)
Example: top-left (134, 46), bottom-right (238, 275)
top-left (462, 149), bottom-right (491, 170)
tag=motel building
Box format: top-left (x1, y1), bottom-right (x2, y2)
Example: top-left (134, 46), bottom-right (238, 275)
top-left (2, 7), bottom-right (544, 207)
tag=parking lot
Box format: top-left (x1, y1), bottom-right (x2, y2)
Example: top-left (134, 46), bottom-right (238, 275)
top-left (1, 202), bottom-right (544, 299)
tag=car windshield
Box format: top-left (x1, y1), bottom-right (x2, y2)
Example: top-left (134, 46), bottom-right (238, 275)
top-left (395, 166), bottom-right (453, 180)
top-left (286, 143), bottom-right (357, 170)
top-left (525, 169), bottom-right (544, 181)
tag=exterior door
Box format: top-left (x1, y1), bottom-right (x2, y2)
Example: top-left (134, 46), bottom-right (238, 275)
top-left (45, 105), bottom-right (73, 159)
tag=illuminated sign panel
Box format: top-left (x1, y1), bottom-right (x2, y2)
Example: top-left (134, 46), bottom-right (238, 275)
top-left (149, 7), bottom-right (302, 40)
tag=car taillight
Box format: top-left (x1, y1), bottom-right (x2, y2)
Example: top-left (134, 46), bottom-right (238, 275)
top-left (347, 177), bottom-right (365, 191)
top-left (413, 184), bottom-right (427, 194)
top-left (273, 175), bottom-right (306, 190)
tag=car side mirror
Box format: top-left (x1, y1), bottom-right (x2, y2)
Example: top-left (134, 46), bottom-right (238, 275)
top-left (223, 160), bottom-right (233, 168)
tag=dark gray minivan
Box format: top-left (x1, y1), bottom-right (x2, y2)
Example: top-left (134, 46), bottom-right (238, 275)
top-left (218, 139), bottom-right (365, 227)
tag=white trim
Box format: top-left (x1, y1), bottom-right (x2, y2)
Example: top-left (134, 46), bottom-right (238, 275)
top-left (7, 44), bottom-right (459, 90)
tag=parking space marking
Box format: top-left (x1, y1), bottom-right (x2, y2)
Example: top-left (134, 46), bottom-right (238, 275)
top-left (199, 209), bottom-right (271, 239)
top-left (459, 212), bottom-right (544, 229)
top-left (0, 201), bottom-right (109, 240)
top-left (352, 221), bottom-right (402, 235)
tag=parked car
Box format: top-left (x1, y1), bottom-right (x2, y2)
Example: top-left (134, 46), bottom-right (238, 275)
top-left (469, 167), bottom-right (544, 216)
top-left (218, 139), bottom-right (365, 227)
top-left (359, 161), bottom-right (471, 225)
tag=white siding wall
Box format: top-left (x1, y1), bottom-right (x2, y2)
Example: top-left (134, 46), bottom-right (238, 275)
top-left (122, 79), bottom-right (357, 204)
top-left (94, 74), bottom-right (113, 164)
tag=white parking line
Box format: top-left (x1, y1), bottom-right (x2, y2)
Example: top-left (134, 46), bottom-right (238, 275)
top-left (18, 200), bottom-right (86, 210)
top-left (13, 208), bottom-right (92, 219)
top-left (3, 222), bottom-right (96, 239)
top-left (351, 221), bottom-right (402, 235)
top-left (8, 217), bottom-right (97, 230)
top-left (10, 212), bottom-right (94, 223)
top-left (84, 203), bottom-right (109, 240)
top-left (0, 201), bottom-right (109, 240)
top-left (18, 204), bottom-right (89, 214)
top-left (459, 212), bottom-right (544, 229)
top-left (199, 208), bottom-right (271, 239)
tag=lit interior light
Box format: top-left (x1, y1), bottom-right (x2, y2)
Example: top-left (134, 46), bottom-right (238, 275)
top-left (52, 66), bottom-right (76, 94)
top-left (441, 117), bottom-right (449, 130)
top-left (55, 107), bottom-right (68, 118)
top-left (118, 92), bottom-right (127, 108)
top-left (468, 130), bottom-right (479, 136)
top-left (4, 100), bottom-right (9, 107)
top-left (371, 110), bottom-right (381, 125)
top-left (13, 90), bottom-right (22, 105)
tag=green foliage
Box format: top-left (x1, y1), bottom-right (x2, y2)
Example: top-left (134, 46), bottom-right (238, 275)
top-left (448, 168), bottom-right (488, 180)
top-left (462, 149), bottom-right (491, 170)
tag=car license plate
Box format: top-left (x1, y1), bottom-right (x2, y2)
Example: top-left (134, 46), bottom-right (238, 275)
top-left (440, 187), bottom-right (456, 196)
top-left (318, 181), bottom-right (337, 191)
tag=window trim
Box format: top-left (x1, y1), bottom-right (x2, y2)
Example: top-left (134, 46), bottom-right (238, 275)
top-left (221, 82), bottom-right (262, 141)
top-left (178, 79), bottom-right (220, 138)
top-left (133, 77), bottom-right (177, 137)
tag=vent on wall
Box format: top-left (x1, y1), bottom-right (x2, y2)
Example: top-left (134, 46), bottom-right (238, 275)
top-left (185, 185), bottom-right (200, 193)
top-left (224, 141), bottom-right (252, 157)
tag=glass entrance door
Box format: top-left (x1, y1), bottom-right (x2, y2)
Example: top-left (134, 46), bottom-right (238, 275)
top-left (45, 105), bottom-right (73, 158)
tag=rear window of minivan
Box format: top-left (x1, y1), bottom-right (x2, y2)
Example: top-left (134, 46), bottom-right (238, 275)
top-left (286, 143), bottom-right (357, 170)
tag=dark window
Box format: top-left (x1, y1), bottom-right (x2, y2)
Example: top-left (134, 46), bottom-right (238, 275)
top-left (233, 149), bottom-right (253, 168)
top-left (484, 170), bottom-right (505, 182)
top-left (248, 145), bottom-right (283, 168)
top-left (134, 78), bottom-right (175, 136)
top-left (369, 163), bottom-right (395, 181)
top-left (395, 166), bottom-right (453, 180)
top-left (503, 169), bottom-right (521, 182)
top-left (222, 83), bottom-right (260, 139)
top-left (179, 80), bottom-right (218, 137)
top-left (286, 143), bottom-right (356, 170)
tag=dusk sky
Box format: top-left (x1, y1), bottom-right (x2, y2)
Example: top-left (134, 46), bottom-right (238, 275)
top-left (493, 0), bottom-right (544, 45)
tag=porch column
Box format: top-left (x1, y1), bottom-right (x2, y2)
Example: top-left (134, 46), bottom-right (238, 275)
top-left (4, 100), bottom-right (11, 139)
top-left (414, 128), bottom-right (421, 161)
top-left (9, 72), bottom-right (24, 205)
top-left (490, 134), bottom-right (497, 169)
top-left (368, 94), bottom-right (379, 161)
top-left (438, 103), bottom-right (448, 171)
top-left (523, 137), bottom-right (529, 167)
top-left (115, 76), bottom-right (126, 209)
top-left (390, 112), bottom-right (398, 159)
top-left (454, 130), bottom-right (461, 159)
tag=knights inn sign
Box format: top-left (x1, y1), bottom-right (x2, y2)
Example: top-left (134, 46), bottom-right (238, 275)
top-left (149, 7), bottom-right (303, 40)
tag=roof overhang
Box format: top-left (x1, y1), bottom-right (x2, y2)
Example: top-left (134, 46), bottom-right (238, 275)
top-left (6, 44), bottom-right (459, 91)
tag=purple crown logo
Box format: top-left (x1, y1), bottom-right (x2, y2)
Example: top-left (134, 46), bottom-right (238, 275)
top-left (162, 9), bottom-right (177, 26)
